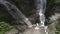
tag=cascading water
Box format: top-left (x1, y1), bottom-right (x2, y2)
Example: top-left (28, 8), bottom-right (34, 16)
top-left (0, 0), bottom-right (32, 27)
top-left (35, 0), bottom-right (48, 34)
top-left (0, 0), bottom-right (49, 34)
top-left (36, 0), bottom-right (46, 26)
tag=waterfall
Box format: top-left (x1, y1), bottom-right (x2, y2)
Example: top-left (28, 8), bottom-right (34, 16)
top-left (0, 0), bottom-right (32, 27)
top-left (0, 0), bottom-right (49, 34)
top-left (36, 0), bottom-right (46, 26)
top-left (35, 0), bottom-right (48, 34)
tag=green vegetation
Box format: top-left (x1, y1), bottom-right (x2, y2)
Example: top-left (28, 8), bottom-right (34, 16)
top-left (56, 20), bottom-right (60, 34)
top-left (55, 0), bottom-right (60, 34)
top-left (0, 22), bottom-right (13, 34)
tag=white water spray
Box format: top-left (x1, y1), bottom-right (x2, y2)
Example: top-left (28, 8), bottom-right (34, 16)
top-left (35, 23), bottom-right (39, 30)
top-left (0, 0), bottom-right (32, 28)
